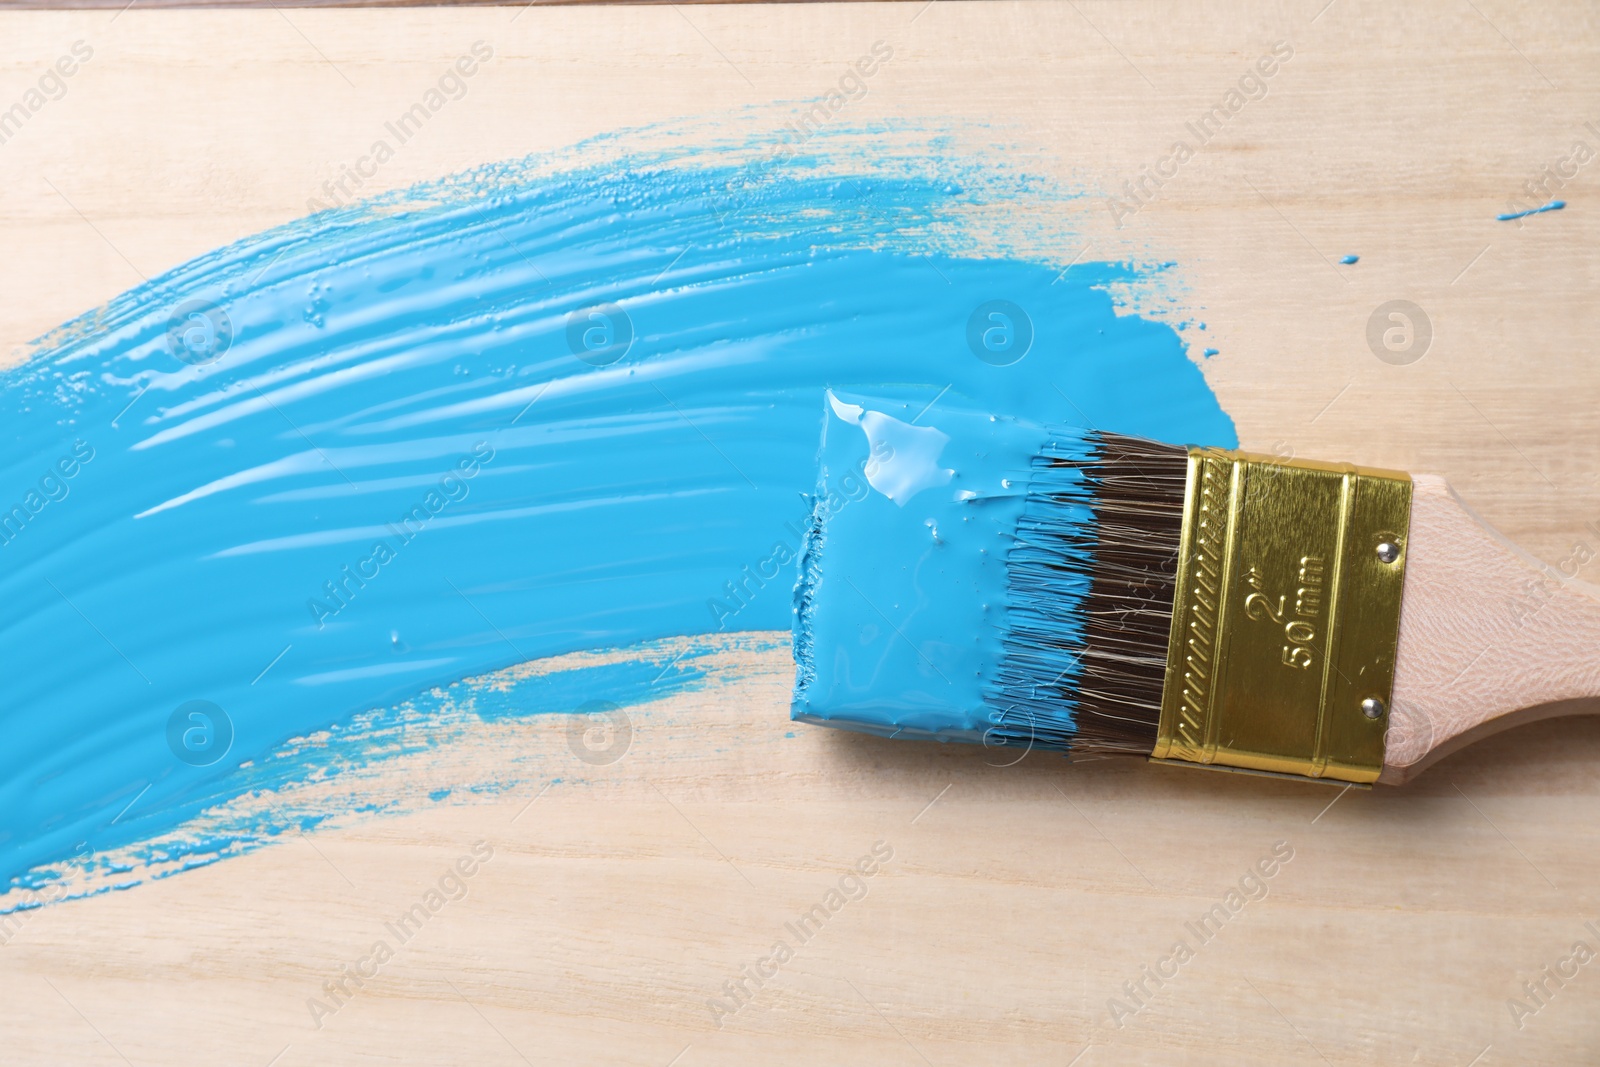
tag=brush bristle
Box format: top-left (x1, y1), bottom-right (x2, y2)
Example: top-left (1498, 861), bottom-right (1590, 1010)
top-left (986, 430), bottom-right (1188, 757)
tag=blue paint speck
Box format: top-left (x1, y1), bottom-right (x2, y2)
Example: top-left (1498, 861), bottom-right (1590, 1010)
top-left (1339, 254), bottom-right (1359, 265)
top-left (1498, 200), bottom-right (1565, 222)
top-left (1203, 348), bottom-right (1219, 357)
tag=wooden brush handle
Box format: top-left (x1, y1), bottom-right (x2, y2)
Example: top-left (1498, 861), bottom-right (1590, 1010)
top-left (1380, 476), bottom-right (1600, 783)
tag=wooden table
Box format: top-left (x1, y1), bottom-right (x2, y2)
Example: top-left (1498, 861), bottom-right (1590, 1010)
top-left (1, 3), bottom-right (1597, 1063)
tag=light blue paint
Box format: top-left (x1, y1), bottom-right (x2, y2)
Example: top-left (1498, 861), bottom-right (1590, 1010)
top-left (1203, 347), bottom-right (1219, 357)
top-left (792, 396), bottom-right (1038, 741)
top-left (1339, 254), bottom-right (1359, 265)
top-left (1498, 200), bottom-right (1566, 221)
top-left (469, 654), bottom-right (709, 723)
top-left (792, 390), bottom-right (1230, 744)
top-left (0, 127), bottom-right (1231, 891)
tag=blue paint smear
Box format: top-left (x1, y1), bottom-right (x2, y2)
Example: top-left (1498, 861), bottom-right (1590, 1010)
top-left (7, 633), bottom-right (748, 903)
top-left (792, 394), bottom-right (1230, 743)
top-left (793, 396), bottom-right (1042, 741)
top-left (470, 654), bottom-right (708, 723)
top-left (1498, 200), bottom-right (1565, 221)
top-left (1339, 254), bottom-right (1359, 265)
top-left (0, 126), bottom-right (1232, 890)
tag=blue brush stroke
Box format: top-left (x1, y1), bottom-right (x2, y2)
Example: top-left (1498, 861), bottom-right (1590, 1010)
top-left (0, 129), bottom-right (1232, 888)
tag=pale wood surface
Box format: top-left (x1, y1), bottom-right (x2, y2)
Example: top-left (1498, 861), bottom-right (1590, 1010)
top-left (1388, 477), bottom-right (1600, 782)
top-left (1, 3), bottom-right (1599, 1064)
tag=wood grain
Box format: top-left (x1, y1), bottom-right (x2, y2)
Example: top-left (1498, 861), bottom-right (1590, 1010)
top-left (1, 3), bottom-right (1598, 1064)
top-left (1388, 476), bottom-right (1600, 782)
top-left (14, 1), bottom-right (828, 8)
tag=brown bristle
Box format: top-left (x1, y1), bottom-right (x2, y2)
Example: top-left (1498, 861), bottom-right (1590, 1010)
top-left (986, 430), bottom-right (1188, 758)
top-left (1064, 433), bottom-right (1188, 754)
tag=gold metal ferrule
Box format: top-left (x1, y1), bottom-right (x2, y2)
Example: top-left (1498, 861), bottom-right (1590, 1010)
top-left (1152, 448), bottom-right (1413, 785)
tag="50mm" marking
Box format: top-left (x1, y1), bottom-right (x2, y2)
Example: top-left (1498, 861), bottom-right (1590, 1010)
top-left (1243, 556), bottom-right (1325, 670)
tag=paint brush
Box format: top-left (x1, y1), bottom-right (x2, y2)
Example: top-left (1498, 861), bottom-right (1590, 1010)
top-left (791, 393), bottom-right (1600, 785)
